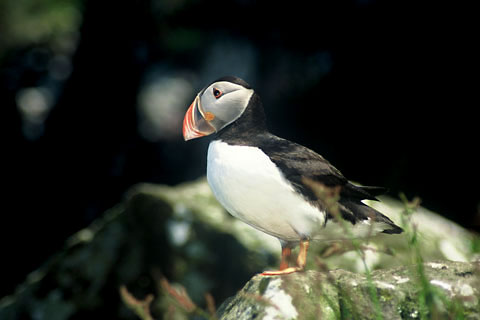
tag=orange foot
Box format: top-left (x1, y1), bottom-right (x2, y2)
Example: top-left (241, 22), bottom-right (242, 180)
top-left (261, 240), bottom-right (309, 276)
top-left (261, 266), bottom-right (303, 276)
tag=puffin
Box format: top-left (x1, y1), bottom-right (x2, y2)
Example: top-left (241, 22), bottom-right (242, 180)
top-left (182, 76), bottom-right (403, 276)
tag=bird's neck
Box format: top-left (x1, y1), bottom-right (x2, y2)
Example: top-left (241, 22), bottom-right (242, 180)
top-left (215, 93), bottom-right (268, 144)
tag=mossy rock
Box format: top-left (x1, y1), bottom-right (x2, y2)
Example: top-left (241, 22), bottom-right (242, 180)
top-left (218, 261), bottom-right (480, 320)
top-left (1, 178), bottom-right (479, 319)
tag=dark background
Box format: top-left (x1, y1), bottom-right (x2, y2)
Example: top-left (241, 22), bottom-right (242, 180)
top-left (1, 0), bottom-right (477, 298)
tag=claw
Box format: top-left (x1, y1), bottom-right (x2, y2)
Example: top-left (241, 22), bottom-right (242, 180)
top-left (260, 240), bottom-right (309, 276)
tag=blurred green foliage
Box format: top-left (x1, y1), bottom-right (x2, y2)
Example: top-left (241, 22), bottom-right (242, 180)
top-left (0, 0), bottom-right (82, 59)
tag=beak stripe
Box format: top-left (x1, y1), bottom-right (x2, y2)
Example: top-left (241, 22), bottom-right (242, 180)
top-left (182, 96), bottom-right (216, 141)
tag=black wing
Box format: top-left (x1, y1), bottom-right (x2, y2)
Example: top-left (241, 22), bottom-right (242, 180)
top-left (257, 134), bottom-right (402, 234)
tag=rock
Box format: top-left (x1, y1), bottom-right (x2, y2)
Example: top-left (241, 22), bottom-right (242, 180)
top-left (316, 196), bottom-right (480, 274)
top-left (0, 179), bottom-right (276, 319)
top-left (1, 178), bottom-right (479, 319)
top-left (218, 260), bottom-right (480, 320)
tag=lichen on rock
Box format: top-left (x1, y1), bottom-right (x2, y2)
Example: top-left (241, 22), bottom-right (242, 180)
top-left (218, 261), bottom-right (480, 320)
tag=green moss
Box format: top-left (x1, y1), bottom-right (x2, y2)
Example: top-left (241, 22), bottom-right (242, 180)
top-left (399, 296), bottom-right (420, 319)
top-left (377, 288), bottom-right (394, 302)
top-left (258, 277), bottom-right (271, 296)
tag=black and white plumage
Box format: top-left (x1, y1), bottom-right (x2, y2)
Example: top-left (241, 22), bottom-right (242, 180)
top-left (183, 76), bottom-right (402, 275)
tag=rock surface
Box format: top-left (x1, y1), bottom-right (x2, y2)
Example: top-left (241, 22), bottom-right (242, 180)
top-left (218, 261), bottom-right (480, 320)
top-left (0, 179), bottom-right (277, 320)
top-left (1, 178), bottom-right (479, 319)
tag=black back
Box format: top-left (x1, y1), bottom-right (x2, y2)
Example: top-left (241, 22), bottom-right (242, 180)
top-left (215, 87), bottom-right (402, 234)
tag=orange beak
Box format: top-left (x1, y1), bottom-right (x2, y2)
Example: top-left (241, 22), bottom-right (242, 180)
top-left (182, 96), bottom-right (215, 141)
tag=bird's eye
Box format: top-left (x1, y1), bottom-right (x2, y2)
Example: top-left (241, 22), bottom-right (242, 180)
top-left (213, 88), bottom-right (223, 99)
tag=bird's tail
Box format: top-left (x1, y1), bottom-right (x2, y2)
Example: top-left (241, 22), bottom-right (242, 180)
top-left (359, 186), bottom-right (388, 199)
top-left (340, 200), bottom-right (403, 234)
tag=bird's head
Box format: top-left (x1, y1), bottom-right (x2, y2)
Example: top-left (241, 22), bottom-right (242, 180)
top-left (183, 76), bottom-right (255, 141)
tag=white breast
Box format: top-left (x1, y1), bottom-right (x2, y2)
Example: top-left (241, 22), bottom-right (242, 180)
top-left (207, 140), bottom-right (326, 241)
